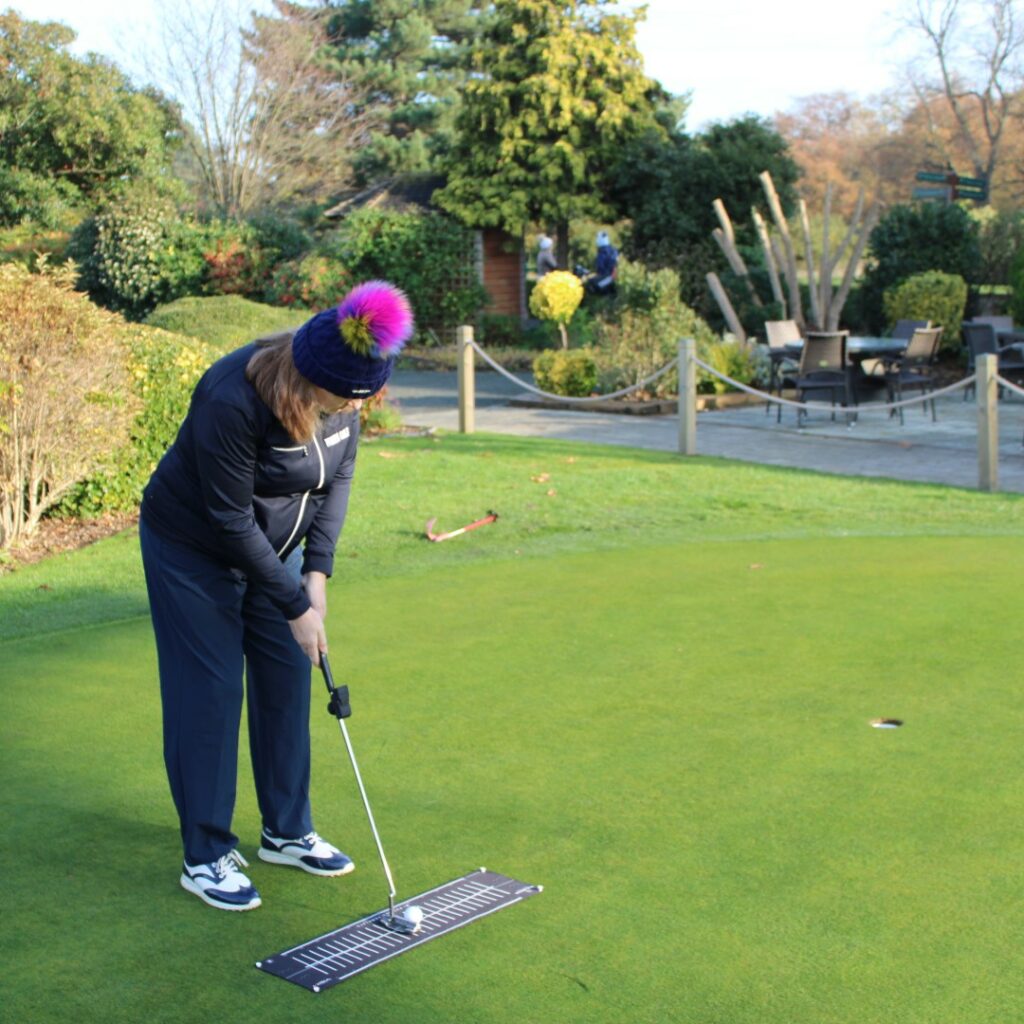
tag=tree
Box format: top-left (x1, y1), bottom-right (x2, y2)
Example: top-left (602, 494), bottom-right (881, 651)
top-left (773, 92), bottom-right (925, 215)
top-left (859, 201), bottom-right (982, 332)
top-left (435, 0), bottom-right (664, 266)
top-left (901, 0), bottom-right (1024, 197)
top-left (0, 11), bottom-right (178, 227)
top-left (972, 205), bottom-right (1024, 286)
top-left (154, 0), bottom-right (378, 218)
top-left (606, 115), bottom-right (801, 312)
top-left (323, 0), bottom-right (483, 185)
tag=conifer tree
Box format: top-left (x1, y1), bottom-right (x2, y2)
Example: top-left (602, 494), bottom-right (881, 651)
top-left (435, 0), bottom-right (663, 263)
top-left (324, 0), bottom-right (483, 184)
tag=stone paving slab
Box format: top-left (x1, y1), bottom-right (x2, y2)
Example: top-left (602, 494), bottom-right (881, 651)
top-left (387, 369), bottom-right (1024, 494)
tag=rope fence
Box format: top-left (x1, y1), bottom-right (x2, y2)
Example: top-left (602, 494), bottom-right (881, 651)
top-left (995, 374), bottom-right (1024, 401)
top-left (467, 330), bottom-right (976, 416)
top-left (692, 357), bottom-right (976, 414)
top-left (452, 327), bottom-right (1018, 493)
top-left (468, 338), bottom-right (678, 404)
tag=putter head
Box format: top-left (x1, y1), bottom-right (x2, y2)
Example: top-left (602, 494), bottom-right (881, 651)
top-left (383, 905), bottom-right (424, 935)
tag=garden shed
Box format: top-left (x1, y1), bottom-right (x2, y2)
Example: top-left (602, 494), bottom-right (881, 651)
top-left (324, 175), bottom-right (526, 324)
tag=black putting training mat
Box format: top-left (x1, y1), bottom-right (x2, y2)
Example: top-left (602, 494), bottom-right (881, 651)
top-left (256, 869), bottom-right (542, 993)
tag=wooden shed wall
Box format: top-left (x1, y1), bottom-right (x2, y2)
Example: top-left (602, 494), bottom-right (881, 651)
top-left (480, 229), bottom-right (525, 320)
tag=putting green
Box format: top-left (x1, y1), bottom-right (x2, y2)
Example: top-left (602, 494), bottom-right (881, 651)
top-left (3, 535), bottom-right (1023, 1023)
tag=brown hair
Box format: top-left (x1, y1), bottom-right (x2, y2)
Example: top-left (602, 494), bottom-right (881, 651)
top-left (245, 332), bottom-right (320, 442)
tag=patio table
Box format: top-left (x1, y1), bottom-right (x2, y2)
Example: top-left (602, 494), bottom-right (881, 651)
top-left (767, 337), bottom-right (907, 414)
top-left (996, 329), bottom-right (1024, 356)
top-left (770, 337), bottom-right (906, 377)
top-left (772, 336), bottom-right (906, 361)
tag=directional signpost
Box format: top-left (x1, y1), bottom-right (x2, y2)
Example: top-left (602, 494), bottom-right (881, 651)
top-left (914, 169), bottom-right (988, 204)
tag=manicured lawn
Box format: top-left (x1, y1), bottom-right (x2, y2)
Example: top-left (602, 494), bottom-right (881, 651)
top-left (3, 434), bottom-right (1023, 1023)
top-left (3, 432), bottom-right (1022, 643)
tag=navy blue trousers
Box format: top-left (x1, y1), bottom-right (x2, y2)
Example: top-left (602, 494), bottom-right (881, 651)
top-left (139, 517), bottom-right (313, 865)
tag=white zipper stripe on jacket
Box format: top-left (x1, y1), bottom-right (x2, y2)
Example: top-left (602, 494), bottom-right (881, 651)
top-left (275, 435), bottom-right (326, 558)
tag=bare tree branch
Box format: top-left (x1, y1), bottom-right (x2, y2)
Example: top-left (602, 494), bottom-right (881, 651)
top-left (151, 0), bottom-right (380, 217)
top-left (901, 0), bottom-right (1024, 186)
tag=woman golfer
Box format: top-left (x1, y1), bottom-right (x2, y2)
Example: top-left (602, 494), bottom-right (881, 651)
top-left (139, 282), bottom-right (413, 911)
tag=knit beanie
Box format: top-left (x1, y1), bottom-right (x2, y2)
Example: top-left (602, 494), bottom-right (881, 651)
top-left (292, 281), bottom-right (414, 398)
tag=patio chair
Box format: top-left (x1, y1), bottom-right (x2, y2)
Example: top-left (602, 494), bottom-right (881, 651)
top-left (962, 321), bottom-right (1024, 400)
top-left (860, 320), bottom-right (932, 378)
top-left (783, 330), bottom-right (853, 425)
top-left (883, 326), bottom-right (942, 424)
top-left (892, 319), bottom-right (931, 339)
top-left (763, 319), bottom-right (801, 415)
top-left (972, 315), bottom-right (1014, 334)
top-left (965, 315), bottom-right (1022, 354)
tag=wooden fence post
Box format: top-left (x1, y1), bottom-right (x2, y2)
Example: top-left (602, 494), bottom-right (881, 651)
top-left (976, 353), bottom-right (998, 492)
top-left (678, 338), bottom-right (697, 456)
top-left (457, 325), bottom-right (475, 434)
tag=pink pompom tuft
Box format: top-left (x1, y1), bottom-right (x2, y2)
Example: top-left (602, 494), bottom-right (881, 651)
top-left (336, 281), bottom-right (414, 356)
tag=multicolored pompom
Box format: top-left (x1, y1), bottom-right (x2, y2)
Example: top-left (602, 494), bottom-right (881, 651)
top-left (336, 281), bottom-right (414, 358)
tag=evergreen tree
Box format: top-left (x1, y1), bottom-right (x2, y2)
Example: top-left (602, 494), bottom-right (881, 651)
top-left (607, 115), bottom-right (801, 310)
top-left (434, 0), bottom-right (664, 263)
top-left (324, 0), bottom-right (482, 185)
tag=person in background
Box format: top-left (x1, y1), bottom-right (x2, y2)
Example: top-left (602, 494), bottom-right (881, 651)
top-left (139, 281), bottom-right (414, 912)
top-left (592, 230), bottom-right (619, 297)
top-left (536, 234), bottom-right (558, 277)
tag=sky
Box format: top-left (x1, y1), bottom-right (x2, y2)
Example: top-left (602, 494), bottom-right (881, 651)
top-left (24, 0), bottom-right (920, 129)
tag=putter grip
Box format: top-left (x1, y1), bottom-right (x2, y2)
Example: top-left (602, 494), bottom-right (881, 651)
top-left (320, 653), bottom-right (352, 719)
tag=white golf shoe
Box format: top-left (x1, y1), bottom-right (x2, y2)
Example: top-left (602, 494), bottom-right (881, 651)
top-left (258, 828), bottom-right (355, 876)
top-left (180, 849), bottom-right (261, 911)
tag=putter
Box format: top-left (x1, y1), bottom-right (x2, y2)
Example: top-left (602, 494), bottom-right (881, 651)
top-left (256, 655), bottom-right (542, 992)
top-left (319, 652), bottom-right (422, 935)
top-left (425, 510), bottom-right (499, 542)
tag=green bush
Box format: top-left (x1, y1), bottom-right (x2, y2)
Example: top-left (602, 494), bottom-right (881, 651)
top-left (699, 338), bottom-right (760, 395)
top-left (1009, 249), bottom-right (1024, 325)
top-left (479, 314), bottom-right (524, 347)
top-left (330, 209), bottom-right (488, 337)
top-left (263, 253), bottom-right (351, 310)
top-left (532, 349), bottom-right (598, 397)
top-left (973, 207), bottom-right (1024, 289)
top-left (860, 203), bottom-right (981, 334)
top-left (58, 324), bottom-right (215, 517)
top-left (246, 212), bottom-right (312, 263)
top-left (145, 295), bottom-right (302, 350)
top-left (591, 259), bottom-right (724, 396)
top-left (69, 188), bottom-right (209, 319)
top-left (882, 271), bottom-right (968, 352)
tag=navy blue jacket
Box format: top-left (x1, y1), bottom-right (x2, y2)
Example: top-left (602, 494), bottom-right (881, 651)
top-left (595, 244), bottom-right (618, 280)
top-left (141, 344), bottom-right (359, 620)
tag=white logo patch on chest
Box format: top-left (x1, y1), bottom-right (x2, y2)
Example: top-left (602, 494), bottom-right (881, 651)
top-left (324, 427), bottom-right (350, 447)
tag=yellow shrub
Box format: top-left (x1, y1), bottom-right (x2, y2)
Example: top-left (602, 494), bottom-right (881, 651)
top-left (0, 263), bottom-right (138, 547)
top-left (529, 271), bottom-right (584, 325)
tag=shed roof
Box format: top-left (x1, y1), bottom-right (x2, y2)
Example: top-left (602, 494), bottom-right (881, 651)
top-left (323, 174), bottom-right (447, 219)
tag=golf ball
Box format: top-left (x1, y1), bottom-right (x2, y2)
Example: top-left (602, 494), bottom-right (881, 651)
top-left (403, 906), bottom-right (424, 925)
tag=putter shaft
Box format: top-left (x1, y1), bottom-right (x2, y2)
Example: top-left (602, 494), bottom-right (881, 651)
top-left (321, 654), bottom-right (397, 921)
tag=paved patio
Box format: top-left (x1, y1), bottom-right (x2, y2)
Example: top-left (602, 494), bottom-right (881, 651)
top-left (387, 368), bottom-right (1024, 494)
